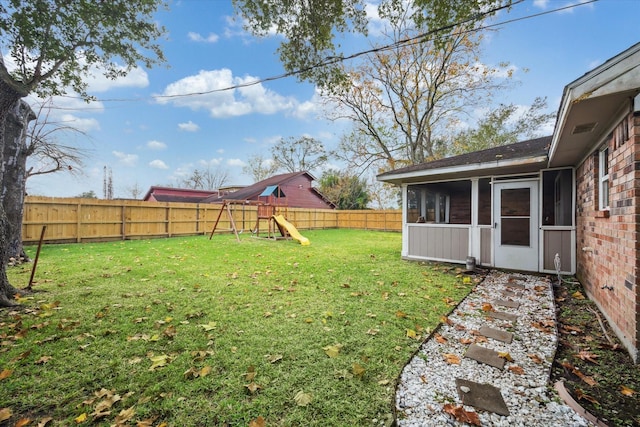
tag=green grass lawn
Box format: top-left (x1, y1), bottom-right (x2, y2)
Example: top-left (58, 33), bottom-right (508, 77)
top-left (1, 229), bottom-right (474, 426)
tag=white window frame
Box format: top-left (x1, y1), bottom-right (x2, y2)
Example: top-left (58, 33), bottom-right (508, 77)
top-left (598, 145), bottom-right (610, 211)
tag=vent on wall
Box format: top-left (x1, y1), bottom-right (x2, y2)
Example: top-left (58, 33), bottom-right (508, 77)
top-left (572, 122), bottom-right (597, 134)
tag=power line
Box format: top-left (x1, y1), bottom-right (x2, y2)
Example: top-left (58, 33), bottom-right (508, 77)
top-left (56, 0), bottom-right (597, 106)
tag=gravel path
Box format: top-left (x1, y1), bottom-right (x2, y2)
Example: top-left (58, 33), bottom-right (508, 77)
top-left (395, 271), bottom-right (593, 426)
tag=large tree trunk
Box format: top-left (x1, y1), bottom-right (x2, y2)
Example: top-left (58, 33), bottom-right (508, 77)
top-left (3, 100), bottom-right (35, 263)
top-left (0, 78), bottom-right (27, 307)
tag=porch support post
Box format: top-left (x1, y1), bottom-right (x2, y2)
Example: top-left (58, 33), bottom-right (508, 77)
top-left (401, 184), bottom-right (408, 257)
top-left (470, 178), bottom-right (481, 261)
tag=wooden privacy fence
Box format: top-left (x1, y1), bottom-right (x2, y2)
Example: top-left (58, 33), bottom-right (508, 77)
top-left (21, 197), bottom-right (402, 244)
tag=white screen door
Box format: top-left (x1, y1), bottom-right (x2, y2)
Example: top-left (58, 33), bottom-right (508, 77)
top-left (493, 181), bottom-right (539, 271)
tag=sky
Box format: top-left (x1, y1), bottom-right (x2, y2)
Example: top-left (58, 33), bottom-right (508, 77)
top-left (17, 0), bottom-right (640, 199)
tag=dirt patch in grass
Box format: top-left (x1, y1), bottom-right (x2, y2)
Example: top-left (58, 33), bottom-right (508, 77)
top-left (551, 278), bottom-right (640, 426)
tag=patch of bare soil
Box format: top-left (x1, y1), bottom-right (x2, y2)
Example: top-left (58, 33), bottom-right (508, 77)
top-left (551, 278), bottom-right (640, 426)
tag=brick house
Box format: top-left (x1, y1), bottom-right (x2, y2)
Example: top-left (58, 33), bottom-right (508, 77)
top-left (202, 171), bottom-right (335, 209)
top-left (378, 43), bottom-right (640, 361)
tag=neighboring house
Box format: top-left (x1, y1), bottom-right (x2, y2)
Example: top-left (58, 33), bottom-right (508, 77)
top-left (142, 186), bottom-right (220, 203)
top-left (378, 42), bottom-right (640, 361)
top-left (202, 171), bottom-right (336, 209)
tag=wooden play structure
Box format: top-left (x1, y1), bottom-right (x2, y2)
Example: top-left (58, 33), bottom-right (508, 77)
top-left (208, 185), bottom-right (309, 245)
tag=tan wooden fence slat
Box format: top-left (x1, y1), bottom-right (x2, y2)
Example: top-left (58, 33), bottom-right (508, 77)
top-left (21, 196), bottom-right (401, 244)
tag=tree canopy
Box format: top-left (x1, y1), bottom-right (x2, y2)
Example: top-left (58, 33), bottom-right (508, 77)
top-left (0, 0), bottom-right (167, 306)
top-left (318, 170), bottom-right (370, 209)
top-left (0, 0), bottom-right (166, 100)
top-left (232, 0), bottom-right (513, 87)
top-left (271, 136), bottom-right (328, 173)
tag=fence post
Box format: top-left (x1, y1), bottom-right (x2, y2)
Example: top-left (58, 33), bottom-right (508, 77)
top-left (76, 200), bottom-right (82, 243)
top-left (121, 204), bottom-right (126, 240)
top-left (166, 204), bottom-right (171, 237)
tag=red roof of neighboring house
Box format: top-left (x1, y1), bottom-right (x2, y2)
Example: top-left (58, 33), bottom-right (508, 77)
top-left (202, 171), bottom-right (336, 209)
top-left (143, 186), bottom-right (220, 203)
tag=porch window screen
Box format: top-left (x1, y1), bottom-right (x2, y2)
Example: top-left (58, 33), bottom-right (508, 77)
top-left (599, 146), bottom-right (610, 210)
top-left (542, 169), bottom-right (573, 226)
top-left (406, 181), bottom-right (470, 224)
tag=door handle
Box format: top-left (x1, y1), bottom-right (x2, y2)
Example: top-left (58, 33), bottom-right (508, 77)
top-left (494, 222), bottom-right (498, 228)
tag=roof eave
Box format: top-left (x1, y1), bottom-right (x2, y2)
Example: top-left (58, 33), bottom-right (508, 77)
top-left (377, 155), bottom-right (548, 185)
top-left (549, 42), bottom-right (640, 167)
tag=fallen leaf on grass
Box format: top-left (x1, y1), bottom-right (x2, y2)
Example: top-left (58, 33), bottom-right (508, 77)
top-left (395, 310), bottom-right (407, 318)
top-left (406, 329), bottom-right (418, 339)
top-left (352, 363), bottom-right (366, 379)
top-left (114, 406), bottom-right (136, 424)
top-left (323, 344), bottom-right (342, 358)
top-left (443, 404), bottom-right (481, 426)
top-left (576, 350), bottom-right (599, 364)
top-left (148, 354), bottom-right (170, 371)
top-left (15, 418), bottom-right (31, 427)
top-left (249, 416), bottom-right (266, 427)
top-left (266, 354), bottom-right (283, 364)
top-left (572, 291), bottom-right (586, 300)
top-left (621, 385), bottom-right (636, 396)
top-left (36, 416), bottom-right (53, 426)
top-left (198, 322), bottom-right (217, 331)
top-left (571, 367), bottom-right (598, 386)
top-left (162, 325), bottom-right (177, 339)
top-left (74, 413), bottom-right (87, 423)
top-left (0, 369), bottom-right (12, 380)
top-left (0, 408), bottom-right (11, 422)
top-left (35, 356), bottom-right (52, 365)
top-left (443, 297), bottom-right (456, 306)
top-left (575, 388), bottom-right (599, 405)
top-left (183, 366), bottom-right (212, 379)
top-left (245, 382), bottom-right (263, 394)
top-left (294, 390), bottom-right (312, 406)
top-left (245, 366), bottom-right (256, 381)
top-left (10, 350), bottom-right (31, 363)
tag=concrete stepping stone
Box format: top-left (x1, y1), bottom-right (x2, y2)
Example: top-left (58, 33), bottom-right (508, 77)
top-left (479, 325), bottom-right (513, 343)
top-left (464, 343), bottom-right (506, 369)
top-left (505, 282), bottom-right (526, 290)
top-left (487, 311), bottom-right (518, 322)
top-left (501, 289), bottom-right (518, 298)
top-left (493, 299), bottom-right (520, 309)
top-left (456, 378), bottom-right (510, 416)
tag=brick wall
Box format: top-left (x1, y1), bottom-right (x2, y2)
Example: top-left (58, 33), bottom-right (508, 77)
top-left (575, 111), bottom-right (640, 362)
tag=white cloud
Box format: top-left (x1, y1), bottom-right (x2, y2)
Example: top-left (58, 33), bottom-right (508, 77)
top-left (156, 69), bottom-right (297, 118)
top-left (188, 31), bottom-right (220, 43)
top-left (227, 158), bottom-right (245, 167)
top-left (85, 64), bottom-right (149, 93)
top-left (147, 140), bottom-right (167, 150)
top-left (112, 151), bottom-right (138, 167)
top-left (216, 148), bottom-right (225, 154)
top-left (178, 120), bottom-right (200, 132)
top-left (59, 114), bottom-right (100, 132)
top-left (199, 158), bottom-right (223, 167)
top-left (169, 165), bottom-right (193, 181)
top-left (149, 159), bottom-right (169, 169)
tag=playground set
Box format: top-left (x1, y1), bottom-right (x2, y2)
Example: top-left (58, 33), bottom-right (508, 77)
top-left (208, 185), bottom-right (310, 245)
